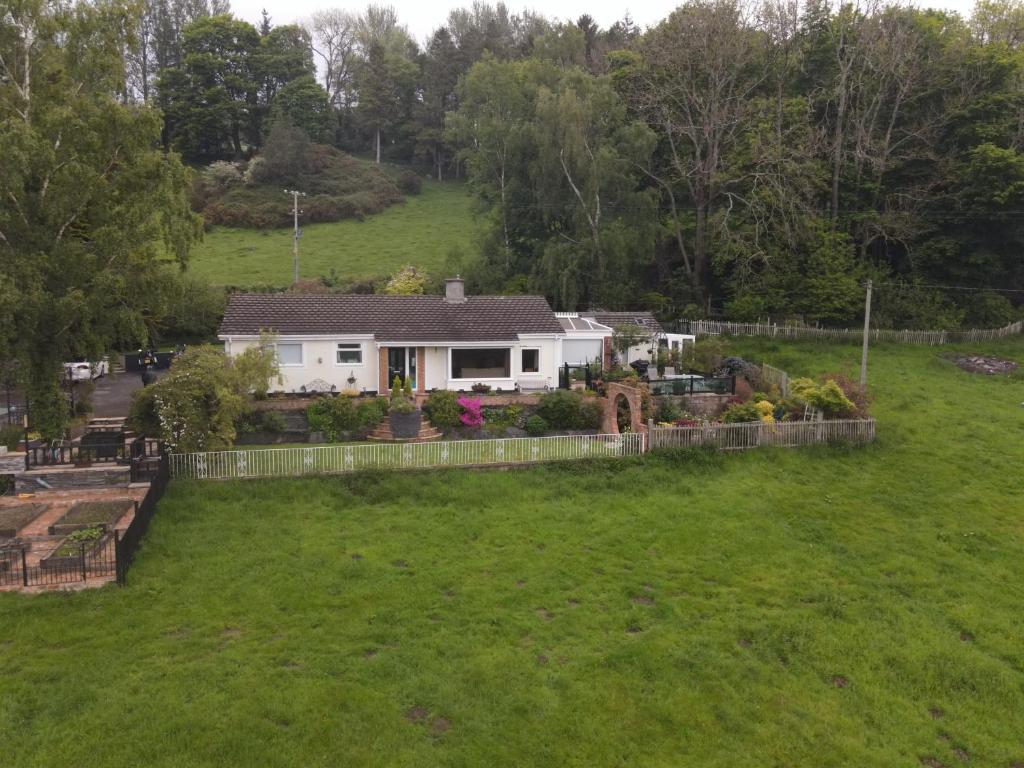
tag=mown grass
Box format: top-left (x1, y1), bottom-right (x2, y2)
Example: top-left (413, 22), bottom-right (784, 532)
top-left (1, 338), bottom-right (1023, 767)
top-left (187, 180), bottom-right (478, 287)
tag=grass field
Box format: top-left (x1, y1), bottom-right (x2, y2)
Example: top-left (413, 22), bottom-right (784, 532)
top-left (188, 180), bottom-right (479, 287)
top-left (2, 338), bottom-right (1024, 766)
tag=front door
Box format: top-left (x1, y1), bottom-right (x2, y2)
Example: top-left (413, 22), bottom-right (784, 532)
top-left (386, 347), bottom-right (417, 391)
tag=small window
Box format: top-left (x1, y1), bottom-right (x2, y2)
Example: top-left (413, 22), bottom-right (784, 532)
top-left (336, 343), bottom-right (362, 365)
top-left (521, 348), bottom-right (539, 373)
top-left (275, 343), bottom-right (302, 366)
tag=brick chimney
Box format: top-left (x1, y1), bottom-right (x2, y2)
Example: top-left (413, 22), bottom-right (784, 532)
top-left (444, 276), bottom-right (466, 304)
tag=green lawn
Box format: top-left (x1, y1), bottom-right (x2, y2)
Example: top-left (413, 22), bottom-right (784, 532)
top-left (2, 338), bottom-right (1024, 766)
top-left (187, 180), bottom-right (479, 287)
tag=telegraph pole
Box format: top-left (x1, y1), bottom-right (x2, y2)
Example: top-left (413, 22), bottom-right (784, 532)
top-left (284, 189), bottom-right (306, 285)
top-left (860, 278), bottom-right (873, 389)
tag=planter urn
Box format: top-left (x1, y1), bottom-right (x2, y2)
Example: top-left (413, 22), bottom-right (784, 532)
top-left (389, 410), bottom-right (423, 439)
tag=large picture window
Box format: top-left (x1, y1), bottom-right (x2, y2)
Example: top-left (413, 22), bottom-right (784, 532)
top-left (336, 343), bottom-right (362, 365)
top-left (521, 348), bottom-right (540, 373)
top-left (451, 348), bottom-right (510, 379)
top-left (275, 342), bottom-right (303, 366)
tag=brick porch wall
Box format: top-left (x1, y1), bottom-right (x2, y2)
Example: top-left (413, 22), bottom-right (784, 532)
top-left (603, 337), bottom-right (613, 369)
top-left (378, 346), bottom-right (389, 395)
top-left (416, 347), bottom-right (425, 393)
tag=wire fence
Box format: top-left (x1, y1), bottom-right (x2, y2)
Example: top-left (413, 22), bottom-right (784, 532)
top-left (677, 319), bottom-right (1023, 346)
top-left (649, 419), bottom-right (876, 451)
top-left (169, 433), bottom-right (647, 480)
top-left (759, 363), bottom-right (791, 397)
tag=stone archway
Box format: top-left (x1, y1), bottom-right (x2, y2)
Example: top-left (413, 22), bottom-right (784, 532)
top-left (601, 383), bottom-right (645, 435)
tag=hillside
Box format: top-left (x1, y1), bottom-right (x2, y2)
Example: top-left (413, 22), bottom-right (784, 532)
top-left (187, 180), bottom-right (478, 288)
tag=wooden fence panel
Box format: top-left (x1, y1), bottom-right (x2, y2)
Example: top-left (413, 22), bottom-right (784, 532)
top-left (649, 419), bottom-right (875, 452)
top-left (677, 319), bottom-right (1022, 346)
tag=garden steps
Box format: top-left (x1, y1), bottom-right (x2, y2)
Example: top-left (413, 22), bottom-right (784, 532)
top-left (367, 417), bottom-right (443, 443)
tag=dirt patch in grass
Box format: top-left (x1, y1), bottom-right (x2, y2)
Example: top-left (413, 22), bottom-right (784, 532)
top-left (392, 559), bottom-right (408, 568)
top-left (832, 675), bottom-right (849, 689)
top-left (960, 631), bottom-right (975, 643)
top-left (949, 354), bottom-right (1019, 375)
top-left (221, 627), bottom-right (242, 639)
top-left (631, 595), bottom-right (654, 605)
top-left (404, 706), bottom-right (428, 724)
top-left (431, 717), bottom-right (451, 734)
top-left (953, 748), bottom-right (968, 762)
top-left (536, 608), bottom-right (553, 621)
top-left (537, 654), bottom-right (549, 665)
top-left (929, 707), bottom-right (945, 720)
top-left (0, 503), bottom-right (48, 538)
top-left (920, 757), bottom-right (947, 768)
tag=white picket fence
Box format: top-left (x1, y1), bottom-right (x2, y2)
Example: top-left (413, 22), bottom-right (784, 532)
top-left (649, 418), bottom-right (876, 451)
top-left (679, 319), bottom-right (1023, 346)
top-left (169, 432), bottom-right (647, 480)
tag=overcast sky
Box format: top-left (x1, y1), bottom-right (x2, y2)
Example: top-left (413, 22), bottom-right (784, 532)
top-left (230, 0), bottom-right (980, 44)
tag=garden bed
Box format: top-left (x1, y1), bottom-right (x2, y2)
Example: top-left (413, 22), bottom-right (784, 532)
top-left (0, 503), bottom-right (49, 539)
top-left (40, 526), bottom-right (109, 570)
top-left (48, 500), bottom-right (133, 537)
top-left (949, 354), bottom-right (1019, 375)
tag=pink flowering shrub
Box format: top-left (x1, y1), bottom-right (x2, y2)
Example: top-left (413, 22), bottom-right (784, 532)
top-left (457, 396), bottom-right (483, 427)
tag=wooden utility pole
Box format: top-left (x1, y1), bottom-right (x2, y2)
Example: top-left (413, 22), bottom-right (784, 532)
top-left (284, 189), bottom-right (306, 284)
top-left (860, 278), bottom-right (873, 389)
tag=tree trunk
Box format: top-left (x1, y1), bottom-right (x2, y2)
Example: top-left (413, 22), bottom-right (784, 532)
top-left (375, 128), bottom-right (381, 164)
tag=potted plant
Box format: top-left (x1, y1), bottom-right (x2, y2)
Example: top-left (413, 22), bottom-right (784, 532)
top-left (388, 377), bottom-right (422, 438)
top-left (471, 382), bottom-right (491, 394)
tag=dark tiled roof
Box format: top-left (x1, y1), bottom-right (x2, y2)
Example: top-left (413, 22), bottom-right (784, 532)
top-left (583, 311), bottom-right (664, 334)
top-left (219, 293), bottom-right (564, 341)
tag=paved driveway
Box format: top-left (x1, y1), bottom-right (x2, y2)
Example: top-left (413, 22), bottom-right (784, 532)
top-left (90, 371), bottom-right (164, 418)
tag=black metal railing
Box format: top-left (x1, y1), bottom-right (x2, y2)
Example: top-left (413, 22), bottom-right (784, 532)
top-left (0, 535), bottom-right (118, 589)
top-left (559, 363), bottom-right (597, 390)
top-left (24, 441), bottom-right (132, 468)
top-left (116, 454), bottom-right (169, 585)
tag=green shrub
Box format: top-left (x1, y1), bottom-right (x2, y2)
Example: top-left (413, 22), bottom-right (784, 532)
top-left (536, 390), bottom-right (601, 430)
top-left (306, 397), bottom-right (358, 441)
top-left (655, 400), bottom-right (683, 423)
top-left (525, 415), bottom-right (549, 436)
top-left (0, 425), bottom-right (22, 451)
top-left (422, 390), bottom-right (460, 429)
top-left (355, 398), bottom-right (388, 430)
top-left (721, 402), bottom-right (762, 423)
top-left (810, 380), bottom-right (856, 417)
top-left (397, 169), bottom-right (422, 195)
top-left (483, 405), bottom-right (523, 428)
top-left (260, 410), bottom-right (287, 433)
top-left (789, 377), bottom-right (856, 417)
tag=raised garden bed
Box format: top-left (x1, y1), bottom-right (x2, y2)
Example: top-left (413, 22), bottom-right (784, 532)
top-left (41, 526), bottom-right (107, 571)
top-left (48, 500), bottom-right (133, 537)
top-left (0, 503), bottom-right (49, 539)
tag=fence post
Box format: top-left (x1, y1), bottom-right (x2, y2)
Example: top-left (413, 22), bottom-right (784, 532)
top-left (80, 543), bottom-right (87, 581)
top-left (21, 547), bottom-right (28, 587)
top-left (647, 419), bottom-right (654, 452)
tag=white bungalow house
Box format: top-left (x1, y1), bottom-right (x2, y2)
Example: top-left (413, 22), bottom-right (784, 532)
top-left (220, 279), bottom-right (569, 394)
top-left (218, 278), bottom-right (693, 394)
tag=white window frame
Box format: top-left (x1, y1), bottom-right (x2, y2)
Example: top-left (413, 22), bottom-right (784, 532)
top-left (335, 342), bottom-right (364, 366)
top-left (274, 342), bottom-right (304, 367)
top-left (520, 347), bottom-right (541, 375)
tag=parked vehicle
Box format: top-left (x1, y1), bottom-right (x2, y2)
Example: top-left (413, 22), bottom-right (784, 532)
top-left (63, 357), bottom-right (109, 381)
